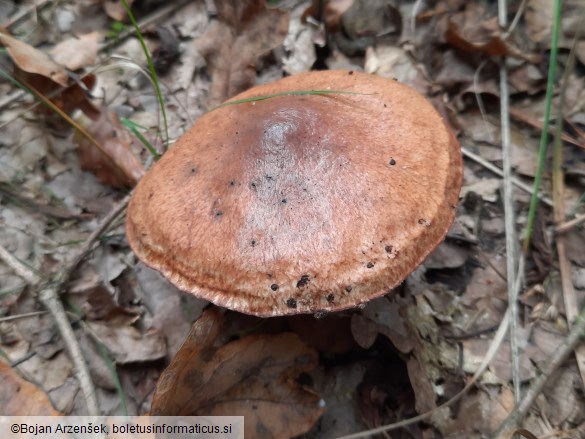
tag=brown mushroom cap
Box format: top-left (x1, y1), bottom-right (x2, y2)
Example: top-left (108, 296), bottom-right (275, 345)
top-left (126, 70), bottom-right (463, 317)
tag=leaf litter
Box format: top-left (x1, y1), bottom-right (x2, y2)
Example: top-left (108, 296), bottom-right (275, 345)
top-left (0, 0), bottom-right (585, 437)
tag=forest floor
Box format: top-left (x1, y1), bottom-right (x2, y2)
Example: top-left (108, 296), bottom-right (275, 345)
top-left (1, 0), bottom-right (585, 438)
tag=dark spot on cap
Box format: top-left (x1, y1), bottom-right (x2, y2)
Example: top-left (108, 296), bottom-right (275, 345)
top-left (384, 103), bottom-right (387, 108)
top-left (229, 180), bottom-right (236, 186)
top-left (418, 218), bottom-right (430, 226)
top-left (148, 192), bottom-right (154, 199)
top-left (389, 158), bottom-right (396, 166)
top-left (348, 71), bottom-right (354, 75)
top-left (191, 167), bottom-right (197, 174)
top-left (250, 181), bottom-right (257, 189)
top-left (265, 175), bottom-right (273, 181)
top-left (345, 286), bottom-right (352, 293)
top-left (214, 210), bottom-right (223, 218)
top-left (326, 294), bottom-right (335, 303)
top-left (296, 275), bottom-right (310, 288)
top-left (286, 298), bottom-right (297, 308)
top-left (271, 284), bottom-right (279, 291)
top-left (367, 262), bottom-right (374, 268)
top-left (281, 198), bottom-right (287, 204)
top-left (385, 245), bottom-right (393, 253)
top-left (251, 240), bottom-right (257, 246)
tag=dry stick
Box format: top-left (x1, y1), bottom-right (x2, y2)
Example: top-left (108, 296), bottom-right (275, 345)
top-left (497, 0), bottom-right (521, 404)
top-left (461, 147), bottom-right (553, 207)
top-left (0, 194), bottom-right (131, 415)
top-left (0, 245), bottom-right (37, 284)
top-left (493, 306), bottom-right (585, 439)
top-left (0, 310), bottom-right (48, 323)
top-left (556, 212), bottom-right (585, 234)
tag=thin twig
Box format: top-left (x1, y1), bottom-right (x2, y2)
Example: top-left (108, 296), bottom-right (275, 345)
top-left (461, 147), bottom-right (553, 207)
top-left (493, 306), bottom-right (585, 438)
top-left (0, 245), bottom-right (37, 284)
top-left (65, 194), bottom-right (131, 278)
top-left (498, 0), bottom-right (521, 404)
top-left (0, 310), bottom-right (48, 323)
top-left (555, 212), bottom-right (585, 234)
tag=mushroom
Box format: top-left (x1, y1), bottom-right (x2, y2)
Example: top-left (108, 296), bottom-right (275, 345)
top-left (126, 70), bottom-right (463, 317)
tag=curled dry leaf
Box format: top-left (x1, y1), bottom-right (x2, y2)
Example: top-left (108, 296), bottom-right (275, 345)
top-left (0, 362), bottom-right (61, 416)
top-left (74, 108), bottom-right (146, 188)
top-left (445, 4), bottom-right (540, 63)
top-left (151, 309), bottom-right (324, 439)
top-left (49, 32), bottom-right (100, 71)
top-left (302, 0), bottom-right (355, 33)
top-left (195, 0), bottom-right (289, 106)
top-left (0, 31), bottom-right (68, 87)
top-left (103, 0), bottom-right (133, 21)
top-left (88, 322), bottom-right (167, 364)
top-left (0, 30), bottom-right (99, 121)
top-left (350, 296), bottom-right (415, 353)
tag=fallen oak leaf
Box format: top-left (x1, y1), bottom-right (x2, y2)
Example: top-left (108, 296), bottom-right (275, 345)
top-left (445, 5), bottom-right (540, 63)
top-left (0, 362), bottom-right (61, 416)
top-left (12, 66), bottom-right (100, 121)
top-left (74, 108), bottom-right (146, 188)
top-left (151, 308), bottom-right (324, 439)
top-left (0, 31), bottom-right (68, 87)
top-left (195, 0), bottom-right (289, 106)
top-left (50, 32), bottom-right (100, 71)
top-left (0, 30), bottom-right (100, 122)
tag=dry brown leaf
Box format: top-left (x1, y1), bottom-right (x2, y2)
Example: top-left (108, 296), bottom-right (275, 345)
top-left (103, 0), bottom-right (133, 21)
top-left (0, 31), bottom-right (100, 124)
top-left (350, 296), bottom-right (415, 354)
top-left (0, 361), bottom-right (61, 416)
top-left (302, 0), bottom-right (355, 33)
top-left (50, 32), bottom-right (100, 71)
top-left (287, 314), bottom-right (357, 354)
top-left (0, 31), bottom-right (68, 87)
top-left (88, 322), bottom-right (166, 364)
top-left (357, 361), bottom-right (418, 436)
top-left (195, 0), bottom-right (289, 106)
top-left (445, 4), bottom-right (540, 63)
top-left (74, 108), bottom-right (146, 188)
top-left (525, 0), bottom-right (554, 43)
top-left (151, 309), bottom-right (324, 439)
top-left (15, 66), bottom-right (100, 121)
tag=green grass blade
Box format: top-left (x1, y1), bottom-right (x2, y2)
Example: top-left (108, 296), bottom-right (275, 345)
top-left (121, 117), bottom-right (160, 159)
top-left (121, 0), bottom-right (169, 150)
top-left (210, 90), bottom-right (377, 111)
top-left (523, 0), bottom-right (562, 253)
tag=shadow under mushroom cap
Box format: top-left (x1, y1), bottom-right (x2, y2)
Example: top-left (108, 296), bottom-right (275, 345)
top-left (126, 70), bottom-right (463, 317)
